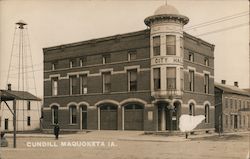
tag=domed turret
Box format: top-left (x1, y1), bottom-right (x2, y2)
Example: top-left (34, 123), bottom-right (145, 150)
top-left (154, 4), bottom-right (179, 15)
top-left (144, 4), bottom-right (189, 27)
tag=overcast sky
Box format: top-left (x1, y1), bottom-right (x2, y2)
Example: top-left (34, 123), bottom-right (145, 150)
top-left (0, 0), bottom-right (249, 98)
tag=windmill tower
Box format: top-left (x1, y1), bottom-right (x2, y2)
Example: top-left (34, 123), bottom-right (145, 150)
top-left (6, 20), bottom-right (40, 131)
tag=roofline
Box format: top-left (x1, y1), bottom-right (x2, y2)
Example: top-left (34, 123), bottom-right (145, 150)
top-left (214, 86), bottom-right (250, 97)
top-left (43, 29), bottom-right (150, 53)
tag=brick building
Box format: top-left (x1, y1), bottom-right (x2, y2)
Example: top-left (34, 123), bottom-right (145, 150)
top-left (215, 81), bottom-right (250, 133)
top-left (42, 4), bottom-right (215, 132)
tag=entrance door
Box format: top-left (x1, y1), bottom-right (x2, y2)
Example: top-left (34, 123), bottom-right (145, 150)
top-left (100, 105), bottom-right (117, 130)
top-left (80, 105), bottom-right (87, 129)
top-left (5, 119), bottom-right (8, 130)
top-left (124, 104), bottom-right (144, 130)
top-left (234, 115), bottom-right (238, 129)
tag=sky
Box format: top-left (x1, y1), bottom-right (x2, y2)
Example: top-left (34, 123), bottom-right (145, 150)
top-left (0, 0), bottom-right (249, 98)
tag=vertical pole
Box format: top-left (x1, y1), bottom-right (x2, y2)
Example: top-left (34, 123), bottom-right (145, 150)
top-left (13, 99), bottom-right (16, 148)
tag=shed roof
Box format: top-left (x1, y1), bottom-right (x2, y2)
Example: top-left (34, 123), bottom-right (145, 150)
top-left (215, 82), bottom-right (250, 97)
top-left (0, 90), bottom-right (41, 101)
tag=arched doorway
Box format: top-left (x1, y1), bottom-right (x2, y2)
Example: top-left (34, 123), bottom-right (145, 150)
top-left (100, 104), bottom-right (118, 130)
top-left (80, 105), bottom-right (87, 130)
top-left (124, 103), bottom-right (144, 130)
top-left (157, 101), bottom-right (180, 131)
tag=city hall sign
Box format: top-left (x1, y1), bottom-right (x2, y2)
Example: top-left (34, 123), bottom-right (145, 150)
top-left (151, 56), bottom-right (183, 66)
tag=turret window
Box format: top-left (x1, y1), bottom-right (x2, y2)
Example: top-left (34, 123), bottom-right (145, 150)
top-left (166, 35), bottom-right (176, 55)
top-left (153, 68), bottom-right (161, 90)
top-left (153, 36), bottom-right (160, 56)
top-left (166, 67), bottom-right (176, 90)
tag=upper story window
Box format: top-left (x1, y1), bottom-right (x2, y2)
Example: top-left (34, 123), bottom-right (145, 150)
top-left (180, 68), bottom-right (184, 91)
top-left (204, 74), bottom-right (209, 94)
top-left (27, 116), bottom-right (31, 126)
top-left (80, 57), bottom-right (87, 67)
top-left (225, 98), bottom-right (228, 108)
top-left (188, 52), bottom-right (194, 62)
top-left (102, 72), bottom-right (111, 93)
top-left (153, 36), bottom-right (160, 56)
top-left (205, 104), bottom-right (210, 123)
top-left (189, 103), bottom-right (195, 116)
top-left (166, 67), bottom-right (176, 90)
top-left (204, 57), bottom-right (209, 66)
top-left (128, 69), bottom-right (137, 91)
top-left (69, 105), bottom-right (77, 124)
top-left (166, 35), bottom-right (176, 55)
top-left (180, 37), bottom-right (184, 57)
top-left (69, 75), bottom-right (78, 95)
top-left (80, 74), bottom-right (87, 94)
top-left (188, 70), bottom-right (195, 92)
top-left (103, 54), bottom-right (111, 64)
top-left (128, 51), bottom-right (137, 61)
top-left (69, 59), bottom-right (77, 68)
top-left (51, 62), bottom-right (58, 70)
top-left (27, 101), bottom-right (31, 110)
top-left (153, 68), bottom-right (161, 90)
top-left (52, 77), bottom-right (58, 96)
top-left (51, 105), bottom-right (58, 124)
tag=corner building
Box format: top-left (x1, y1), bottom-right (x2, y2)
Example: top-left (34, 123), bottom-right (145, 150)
top-left (43, 4), bottom-right (215, 132)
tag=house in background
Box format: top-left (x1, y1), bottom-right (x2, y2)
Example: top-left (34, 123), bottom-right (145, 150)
top-left (215, 80), bottom-right (250, 133)
top-left (0, 85), bottom-right (41, 132)
top-left (42, 4), bottom-right (215, 132)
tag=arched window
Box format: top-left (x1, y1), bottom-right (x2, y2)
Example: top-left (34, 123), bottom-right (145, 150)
top-left (69, 105), bottom-right (77, 124)
top-left (189, 103), bottom-right (195, 116)
top-left (51, 106), bottom-right (58, 124)
top-left (205, 104), bottom-right (210, 123)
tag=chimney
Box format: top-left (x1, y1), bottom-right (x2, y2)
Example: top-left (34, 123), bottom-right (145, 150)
top-left (7, 84), bottom-right (11, 90)
top-left (234, 81), bottom-right (238, 87)
top-left (221, 80), bottom-right (226, 84)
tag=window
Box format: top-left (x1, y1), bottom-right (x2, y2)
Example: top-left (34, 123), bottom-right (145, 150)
top-left (180, 37), bottom-right (184, 57)
top-left (128, 69), bottom-right (137, 91)
top-left (153, 68), bottom-right (161, 90)
top-left (103, 72), bottom-right (111, 93)
top-left (52, 62), bottom-right (58, 70)
top-left (204, 57), bottom-right (209, 66)
top-left (80, 57), bottom-right (87, 67)
top-left (52, 77), bottom-right (58, 96)
top-left (166, 35), bottom-right (176, 55)
top-left (205, 104), bottom-right (209, 123)
top-left (69, 105), bottom-right (77, 124)
top-left (153, 36), bottom-right (160, 56)
top-left (189, 70), bottom-right (195, 91)
top-left (69, 75), bottom-right (78, 95)
top-left (225, 115), bottom-right (228, 128)
top-left (239, 100), bottom-right (242, 110)
top-left (128, 51), bottom-right (137, 61)
top-left (180, 68), bottom-right (184, 91)
top-left (69, 59), bottom-right (77, 68)
top-left (188, 52), bottom-right (194, 62)
top-left (230, 115), bottom-right (234, 127)
top-left (166, 67), bottom-right (176, 90)
top-left (80, 74), bottom-right (87, 94)
top-left (27, 101), bottom-right (31, 110)
top-left (204, 74), bottom-right (209, 94)
top-left (225, 98), bottom-right (228, 108)
top-left (103, 54), bottom-right (111, 64)
top-left (51, 106), bottom-right (58, 124)
top-left (235, 100), bottom-right (238, 109)
top-left (27, 116), bottom-right (31, 126)
top-left (189, 103), bottom-right (195, 116)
